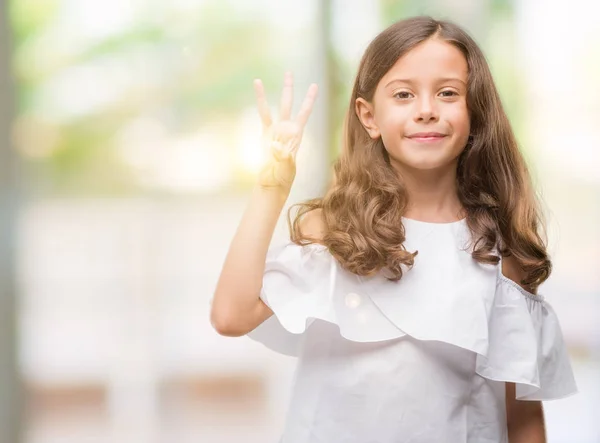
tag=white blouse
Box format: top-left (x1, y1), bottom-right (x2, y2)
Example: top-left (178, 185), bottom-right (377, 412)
top-left (247, 217), bottom-right (578, 443)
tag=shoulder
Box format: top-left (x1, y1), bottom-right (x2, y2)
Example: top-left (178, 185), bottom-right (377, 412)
top-left (501, 254), bottom-right (537, 295)
top-left (298, 208), bottom-right (326, 242)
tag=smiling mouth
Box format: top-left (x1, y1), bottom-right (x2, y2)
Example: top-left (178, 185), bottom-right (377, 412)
top-left (407, 135), bottom-right (447, 142)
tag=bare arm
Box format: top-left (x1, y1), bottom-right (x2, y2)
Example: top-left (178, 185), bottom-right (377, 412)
top-left (506, 382), bottom-right (546, 443)
top-left (210, 186), bottom-right (285, 336)
top-left (210, 73), bottom-right (318, 337)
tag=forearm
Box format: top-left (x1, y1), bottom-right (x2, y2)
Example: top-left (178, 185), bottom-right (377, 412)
top-left (211, 185), bottom-right (289, 325)
top-left (507, 403), bottom-right (546, 443)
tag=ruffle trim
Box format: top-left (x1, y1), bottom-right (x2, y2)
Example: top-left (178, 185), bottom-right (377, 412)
top-left (247, 241), bottom-right (578, 401)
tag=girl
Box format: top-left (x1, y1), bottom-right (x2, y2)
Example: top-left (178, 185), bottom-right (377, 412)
top-left (210, 16), bottom-right (578, 443)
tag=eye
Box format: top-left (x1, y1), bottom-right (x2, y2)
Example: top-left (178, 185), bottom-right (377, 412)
top-left (439, 90), bottom-right (458, 97)
top-left (393, 91), bottom-right (413, 100)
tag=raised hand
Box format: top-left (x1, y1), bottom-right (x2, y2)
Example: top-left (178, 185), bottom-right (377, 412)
top-left (254, 72), bottom-right (318, 192)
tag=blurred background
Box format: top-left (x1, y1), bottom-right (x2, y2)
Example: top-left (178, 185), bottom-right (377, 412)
top-left (0, 0), bottom-right (599, 442)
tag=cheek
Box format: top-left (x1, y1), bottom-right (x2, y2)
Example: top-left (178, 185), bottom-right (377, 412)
top-left (376, 105), bottom-right (411, 135)
top-left (447, 105), bottom-right (470, 134)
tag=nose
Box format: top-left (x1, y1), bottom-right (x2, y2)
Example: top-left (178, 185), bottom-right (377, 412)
top-left (413, 95), bottom-right (439, 122)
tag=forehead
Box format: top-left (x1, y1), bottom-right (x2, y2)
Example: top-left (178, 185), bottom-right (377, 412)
top-left (379, 38), bottom-right (468, 87)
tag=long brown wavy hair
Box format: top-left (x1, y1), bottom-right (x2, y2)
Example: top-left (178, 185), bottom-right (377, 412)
top-left (287, 16), bottom-right (551, 290)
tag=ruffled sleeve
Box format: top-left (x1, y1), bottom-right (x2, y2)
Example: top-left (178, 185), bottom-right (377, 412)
top-left (475, 272), bottom-right (579, 401)
top-left (245, 241), bottom-right (332, 356)
top-left (246, 240), bottom-right (404, 356)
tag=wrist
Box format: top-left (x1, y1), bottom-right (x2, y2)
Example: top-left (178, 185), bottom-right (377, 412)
top-left (254, 183), bottom-right (291, 202)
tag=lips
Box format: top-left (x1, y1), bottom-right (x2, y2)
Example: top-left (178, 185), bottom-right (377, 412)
top-left (407, 132), bottom-right (447, 139)
top-left (406, 132), bottom-right (447, 143)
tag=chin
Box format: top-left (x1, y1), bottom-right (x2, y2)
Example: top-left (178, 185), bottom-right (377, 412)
top-left (390, 151), bottom-right (457, 172)
top-left (388, 143), bottom-right (465, 172)
top-left (403, 161), bottom-right (450, 171)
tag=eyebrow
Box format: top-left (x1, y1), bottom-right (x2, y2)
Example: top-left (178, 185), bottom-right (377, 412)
top-left (385, 77), bottom-right (467, 89)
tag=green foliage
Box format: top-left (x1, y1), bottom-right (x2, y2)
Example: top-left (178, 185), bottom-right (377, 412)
top-left (10, 0), bottom-right (281, 195)
top-left (9, 0), bottom-right (60, 41)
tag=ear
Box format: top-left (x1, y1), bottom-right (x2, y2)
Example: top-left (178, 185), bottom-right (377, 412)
top-left (355, 98), bottom-right (380, 139)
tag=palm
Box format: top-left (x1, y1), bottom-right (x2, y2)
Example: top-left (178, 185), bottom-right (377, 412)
top-left (254, 72), bottom-right (318, 190)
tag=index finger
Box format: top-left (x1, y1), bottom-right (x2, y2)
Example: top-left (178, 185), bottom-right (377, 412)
top-left (254, 79), bottom-right (273, 128)
top-left (295, 83), bottom-right (318, 129)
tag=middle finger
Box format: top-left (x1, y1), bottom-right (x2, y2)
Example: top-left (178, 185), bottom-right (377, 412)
top-left (279, 71), bottom-right (294, 121)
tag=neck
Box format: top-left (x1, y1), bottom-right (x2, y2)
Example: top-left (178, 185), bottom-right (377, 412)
top-left (394, 163), bottom-right (464, 223)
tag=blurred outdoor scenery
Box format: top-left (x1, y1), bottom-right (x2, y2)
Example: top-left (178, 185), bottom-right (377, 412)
top-left (0, 0), bottom-right (599, 442)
